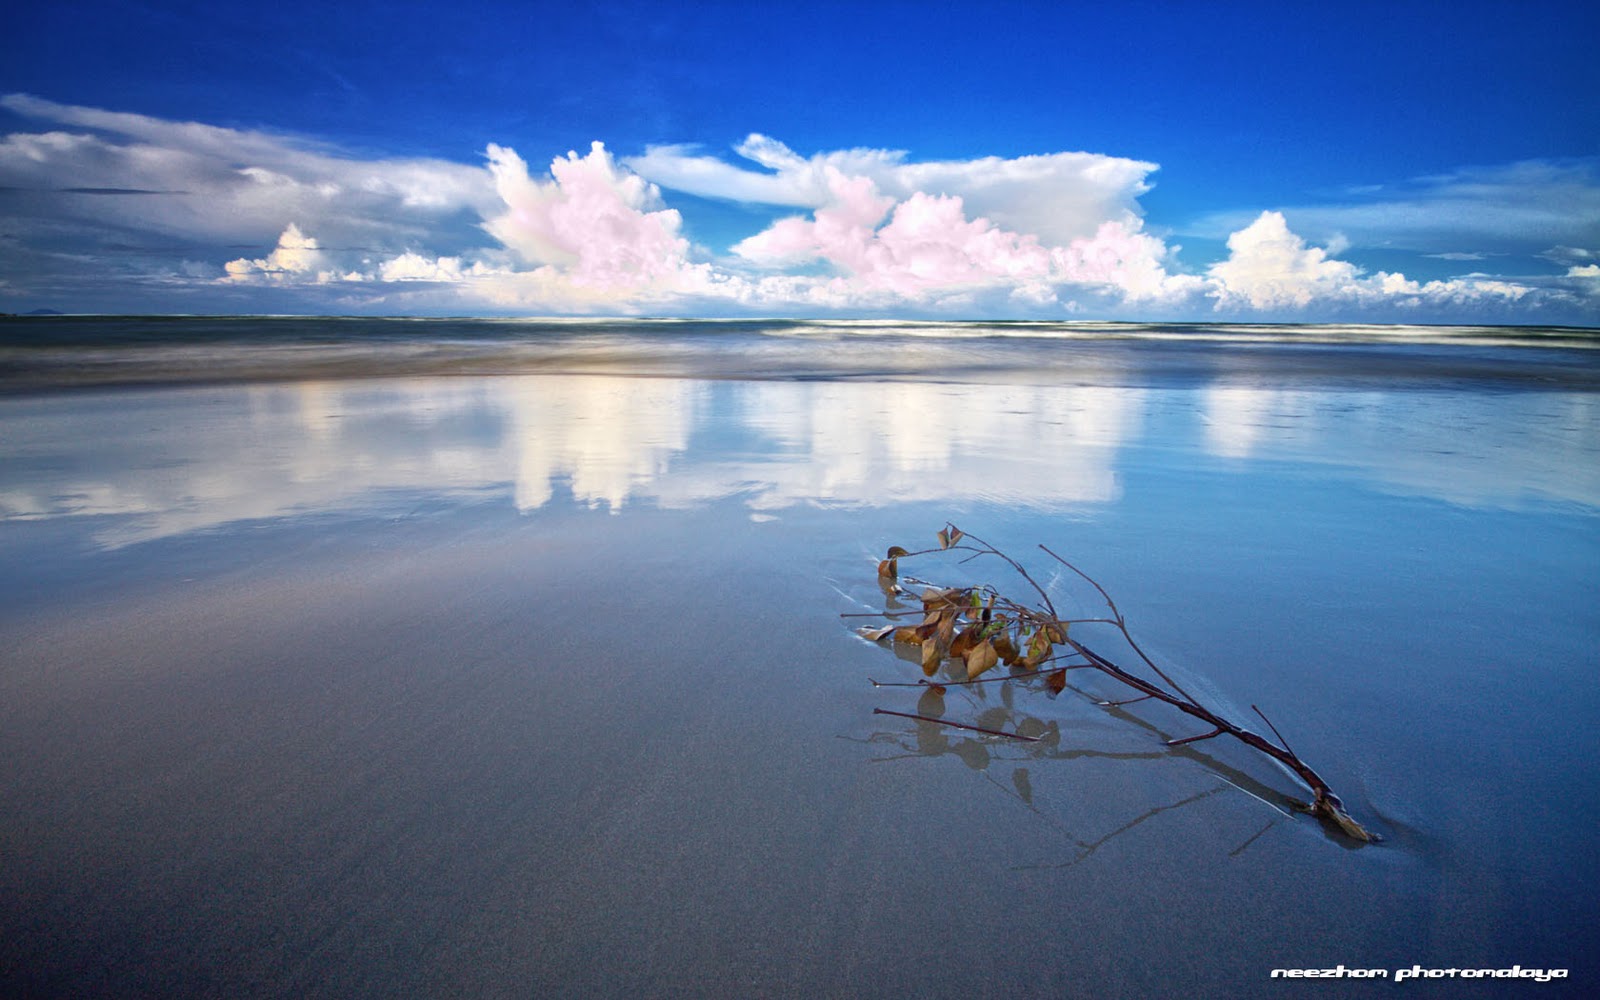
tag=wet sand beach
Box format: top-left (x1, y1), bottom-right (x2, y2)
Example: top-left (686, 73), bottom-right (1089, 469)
top-left (2, 319), bottom-right (1597, 997)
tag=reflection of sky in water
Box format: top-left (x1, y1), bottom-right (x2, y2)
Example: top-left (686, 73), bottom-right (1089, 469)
top-left (0, 374), bottom-right (1596, 548)
top-left (3, 365), bottom-right (1598, 993)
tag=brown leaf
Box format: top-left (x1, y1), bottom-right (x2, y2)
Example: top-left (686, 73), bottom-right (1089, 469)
top-left (886, 545), bottom-right (910, 559)
top-left (937, 527), bottom-right (951, 549)
top-left (1045, 622), bottom-right (1068, 644)
top-left (921, 587), bottom-right (972, 614)
top-left (855, 625), bottom-right (895, 642)
top-left (1046, 668), bottom-right (1067, 694)
top-left (947, 525), bottom-right (964, 547)
top-left (920, 637), bottom-right (942, 676)
top-left (965, 639), bottom-right (999, 680)
top-left (992, 633), bottom-right (1020, 665)
top-left (1029, 629), bottom-right (1052, 659)
top-left (950, 623), bottom-right (981, 660)
top-left (893, 627), bottom-right (922, 645)
top-left (877, 558), bottom-right (897, 580)
top-left (1020, 628), bottom-right (1052, 668)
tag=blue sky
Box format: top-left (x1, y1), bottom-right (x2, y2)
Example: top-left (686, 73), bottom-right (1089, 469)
top-left (2, 0), bottom-right (1597, 322)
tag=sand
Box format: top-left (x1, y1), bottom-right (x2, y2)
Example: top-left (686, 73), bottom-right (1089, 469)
top-left (2, 367), bottom-right (1596, 997)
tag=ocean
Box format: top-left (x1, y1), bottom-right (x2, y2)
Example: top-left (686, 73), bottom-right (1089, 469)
top-left (1, 315), bottom-right (1597, 997)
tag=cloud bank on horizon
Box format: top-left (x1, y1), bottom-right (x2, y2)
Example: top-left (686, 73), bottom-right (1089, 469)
top-left (1, 93), bottom-right (1596, 323)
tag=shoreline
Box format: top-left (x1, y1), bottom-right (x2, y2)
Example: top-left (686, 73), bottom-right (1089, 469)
top-left (3, 315), bottom-right (1598, 394)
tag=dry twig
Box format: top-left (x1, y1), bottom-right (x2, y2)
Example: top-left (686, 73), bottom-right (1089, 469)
top-left (854, 523), bottom-right (1376, 842)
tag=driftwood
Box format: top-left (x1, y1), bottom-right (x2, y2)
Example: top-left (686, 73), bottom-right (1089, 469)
top-left (851, 523), bottom-right (1376, 843)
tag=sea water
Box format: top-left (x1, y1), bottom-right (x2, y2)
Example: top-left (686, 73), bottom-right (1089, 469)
top-left (1, 317), bottom-right (1596, 997)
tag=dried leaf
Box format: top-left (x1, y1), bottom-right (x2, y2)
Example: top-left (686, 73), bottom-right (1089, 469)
top-left (921, 637), bottom-right (942, 676)
top-left (993, 633), bottom-right (1020, 665)
top-left (877, 558), bottom-right (897, 580)
top-left (966, 639), bottom-right (999, 680)
top-left (1023, 628), bottom-right (1053, 667)
top-left (856, 625), bottom-right (895, 642)
top-left (921, 587), bottom-right (972, 614)
top-left (886, 545), bottom-right (910, 559)
top-left (937, 528), bottom-right (951, 549)
top-left (1045, 622), bottom-right (1068, 644)
top-left (949, 623), bottom-right (982, 660)
top-left (947, 525), bottom-right (964, 547)
top-left (1046, 668), bottom-right (1067, 694)
top-left (893, 627), bottom-right (921, 645)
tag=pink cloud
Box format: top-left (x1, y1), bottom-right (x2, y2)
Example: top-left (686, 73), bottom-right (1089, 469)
top-left (483, 141), bottom-right (693, 291)
top-left (733, 167), bottom-right (1193, 307)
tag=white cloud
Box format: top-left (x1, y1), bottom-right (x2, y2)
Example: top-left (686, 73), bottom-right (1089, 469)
top-left (376, 253), bottom-right (486, 283)
top-left (1207, 212), bottom-right (1366, 309)
top-left (223, 223), bottom-right (326, 282)
top-left (3, 96), bottom-right (1591, 321)
top-left (0, 93), bottom-right (495, 253)
top-left (1207, 211), bottom-right (1531, 313)
top-left (628, 133), bottom-right (1158, 246)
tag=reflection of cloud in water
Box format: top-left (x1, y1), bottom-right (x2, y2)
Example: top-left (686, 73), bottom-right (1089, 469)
top-left (503, 378), bottom-right (704, 511)
top-left (729, 382), bottom-right (1139, 508)
top-left (1202, 386), bottom-right (1600, 508)
top-left (1, 373), bottom-right (1596, 548)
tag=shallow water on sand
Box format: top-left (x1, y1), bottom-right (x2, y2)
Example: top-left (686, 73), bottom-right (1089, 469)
top-left (2, 334), bottom-right (1597, 997)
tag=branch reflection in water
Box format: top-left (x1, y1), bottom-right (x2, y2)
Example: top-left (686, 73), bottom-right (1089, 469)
top-left (853, 666), bottom-right (1304, 867)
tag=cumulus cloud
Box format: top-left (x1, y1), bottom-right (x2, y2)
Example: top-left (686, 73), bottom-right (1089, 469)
top-left (737, 194), bottom-right (1188, 307)
top-left (211, 141), bottom-right (727, 311)
top-left (3, 95), bottom-right (1590, 321)
top-left (697, 135), bottom-right (1208, 310)
top-left (1208, 212), bottom-right (1365, 309)
top-left (223, 223), bottom-right (326, 282)
top-left (1208, 212), bottom-right (1531, 312)
top-left (483, 141), bottom-right (694, 289)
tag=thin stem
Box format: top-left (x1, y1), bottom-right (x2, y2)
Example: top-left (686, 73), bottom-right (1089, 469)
top-left (1252, 704), bottom-right (1299, 759)
top-left (1038, 543), bottom-right (1201, 706)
